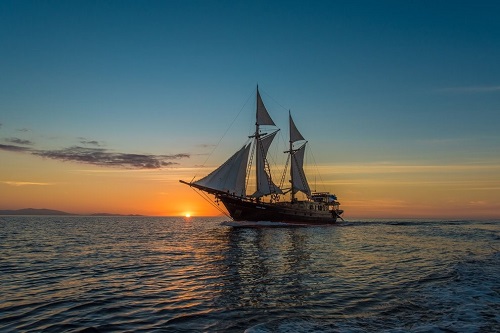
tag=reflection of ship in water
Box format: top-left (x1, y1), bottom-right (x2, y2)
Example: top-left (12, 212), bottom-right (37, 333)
top-left (217, 228), bottom-right (312, 310)
top-left (210, 225), bottom-right (343, 329)
top-left (180, 87), bottom-right (343, 224)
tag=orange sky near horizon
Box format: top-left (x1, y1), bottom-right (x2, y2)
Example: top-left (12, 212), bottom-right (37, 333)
top-left (2, 151), bottom-right (499, 219)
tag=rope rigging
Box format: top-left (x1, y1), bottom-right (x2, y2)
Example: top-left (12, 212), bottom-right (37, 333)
top-left (189, 186), bottom-right (231, 218)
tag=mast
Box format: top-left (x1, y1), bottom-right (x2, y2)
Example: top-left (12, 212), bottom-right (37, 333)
top-left (254, 85), bottom-right (261, 196)
top-left (288, 112), bottom-right (311, 199)
top-left (252, 86), bottom-right (282, 198)
top-left (255, 85), bottom-right (260, 179)
top-left (289, 110), bottom-right (295, 203)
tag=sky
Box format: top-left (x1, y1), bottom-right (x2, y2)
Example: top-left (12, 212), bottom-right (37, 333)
top-left (1, 0), bottom-right (499, 218)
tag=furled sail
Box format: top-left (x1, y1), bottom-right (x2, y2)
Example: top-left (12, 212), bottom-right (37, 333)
top-left (252, 131), bottom-right (283, 197)
top-left (291, 143), bottom-right (311, 196)
top-left (257, 89), bottom-right (276, 126)
top-left (194, 144), bottom-right (251, 197)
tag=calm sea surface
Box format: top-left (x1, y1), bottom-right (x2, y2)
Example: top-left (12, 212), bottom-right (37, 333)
top-left (0, 216), bottom-right (498, 332)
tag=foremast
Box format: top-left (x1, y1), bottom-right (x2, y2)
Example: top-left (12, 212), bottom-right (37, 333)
top-left (186, 86), bottom-right (282, 200)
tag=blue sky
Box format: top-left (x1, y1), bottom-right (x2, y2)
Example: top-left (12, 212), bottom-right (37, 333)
top-left (1, 1), bottom-right (499, 216)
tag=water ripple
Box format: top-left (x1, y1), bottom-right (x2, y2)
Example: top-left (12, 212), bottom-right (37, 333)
top-left (0, 217), bottom-right (498, 332)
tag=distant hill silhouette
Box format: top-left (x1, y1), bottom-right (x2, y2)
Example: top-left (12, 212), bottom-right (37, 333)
top-left (0, 208), bottom-right (75, 215)
top-left (89, 213), bottom-right (143, 216)
top-left (0, 208), bottom-right (143, 216)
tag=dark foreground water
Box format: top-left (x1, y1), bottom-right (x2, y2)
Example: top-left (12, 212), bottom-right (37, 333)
top-left (1, 217), bottom-right (498, 333)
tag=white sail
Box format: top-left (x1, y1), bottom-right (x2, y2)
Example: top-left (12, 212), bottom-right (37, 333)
top-left (257, 89), bottom-right (276, 126)
top-left (252, 131), bottom-right (283, 197)
top-left (291, 143), bottom-right (311, 196)
top-left (289, 113), bottom-right (305, 143)
top-left (194, 143), bottom-right (251, 197)
top-left (289, 114), bottom-right (310, 196)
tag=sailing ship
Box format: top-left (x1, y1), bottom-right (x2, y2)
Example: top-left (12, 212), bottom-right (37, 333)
top-left (180, 87), bottom-right (343, 224)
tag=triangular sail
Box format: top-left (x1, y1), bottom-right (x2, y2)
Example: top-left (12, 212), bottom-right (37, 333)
top-left (194, 143), bottom-right (251, 197)
top-left (252, 131), bottom-right (283, 197)
top-left (291, 143), bottom-right (311, 196)
top-left (257, 89), bottom-right (276, 126)
top-left (289, 113), bottom-right (305, 142)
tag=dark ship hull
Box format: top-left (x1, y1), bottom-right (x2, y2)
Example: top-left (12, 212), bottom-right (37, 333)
top-left (217, 193), bottom-right (342, 224)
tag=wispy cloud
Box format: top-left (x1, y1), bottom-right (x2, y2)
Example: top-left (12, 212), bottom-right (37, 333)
top-left (5, 137), bottom-right (34, 145)
top-left (0, 143), bottom-right (32, 152)
top-left (0, 143), bottom-right (190, 169)
top-left (197, 144), bottom-right (216, 148)
top-left (17, 128), bottom-right (30, 132)
top-left (312, 162), bottom-right (500, 175)
top-left (346, 199), bottom-right (409, 209)
top-left (2, 181), bottom-right (53, 186)
top-left (34, 146), bottom-right (189, 169)
top-left (78, 137), bottom-right (103, 146)
top-left (438, 85), bottom-right (500, 93)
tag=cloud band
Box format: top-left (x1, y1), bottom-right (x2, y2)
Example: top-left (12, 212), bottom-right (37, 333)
top-left (0, 144), bottom-right (189, 169)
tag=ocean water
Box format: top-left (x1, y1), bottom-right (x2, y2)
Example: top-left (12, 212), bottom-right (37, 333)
top-left (0, 217), bottom-right (498, 333)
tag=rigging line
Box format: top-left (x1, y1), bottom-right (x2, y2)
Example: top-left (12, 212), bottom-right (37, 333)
top-left (278, 154), bottom-right (290, 190)
top-left (258, 133), bottom-right (280, 198)
top-left (192, 88), bottom-right (255, 182)
top-left (270, 129), bottom-right (286, 164)
top-left (259, 87), bottom-right (290, 113)
top-left (307, 144), bottom-right (328, 193)
top-left (262, 130), bottom-right (284, 184)
top-left (190, 186), bottom-right (230, 218)
top-left (245, 139), bottom-right (256, 193)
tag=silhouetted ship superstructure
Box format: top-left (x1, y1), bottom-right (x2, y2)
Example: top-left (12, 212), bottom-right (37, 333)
top-left (180, 87), bottom-right (343, 224)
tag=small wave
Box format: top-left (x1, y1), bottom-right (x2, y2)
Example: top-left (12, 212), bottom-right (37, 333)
top-left (245, 317), bottom-right (337, 333)
top-left (76, 327), bottom-right (101, 333)
top-left (2, 216), bottom-right (498, 333)
top-left (380, 251), bottom-right (500, 332)
top-left (343, 219), bottom-right (485, 227)
top-left (221, 220), bottom-right (291, 227)
top-left (221, 221), bottom-right (337, 228)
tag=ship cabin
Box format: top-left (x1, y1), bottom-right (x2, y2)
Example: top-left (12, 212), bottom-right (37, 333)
top-left (311, 192), bottom-right (341, 212)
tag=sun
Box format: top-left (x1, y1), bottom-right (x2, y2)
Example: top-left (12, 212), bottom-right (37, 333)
top-left (184, 213), bottom-right (191, 218)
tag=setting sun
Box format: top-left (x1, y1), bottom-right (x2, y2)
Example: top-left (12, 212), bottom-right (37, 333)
top-left (185, 213), bottom-right (191, 218)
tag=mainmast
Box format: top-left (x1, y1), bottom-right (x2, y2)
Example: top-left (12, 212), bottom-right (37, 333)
top-left (288, 112), bottom-right (311, 201)
top-left (289, 110), bottom-right (296, 203)
top-left (255, 84), bottom-right (260, 157)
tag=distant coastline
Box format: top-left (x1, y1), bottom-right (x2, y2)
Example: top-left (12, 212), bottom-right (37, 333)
top-left (0, 208), bottom-right (143, 216)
